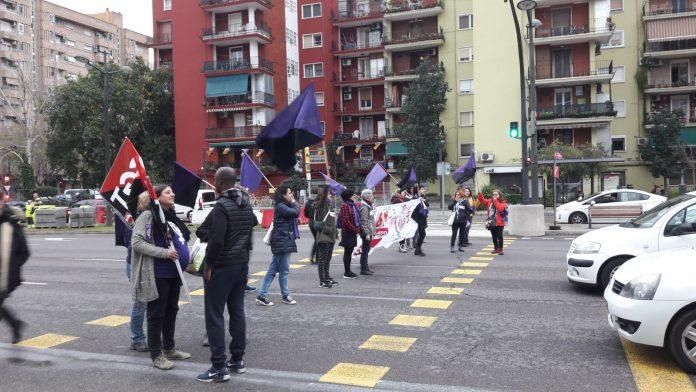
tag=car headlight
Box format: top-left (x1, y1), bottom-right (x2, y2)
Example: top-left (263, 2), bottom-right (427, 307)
top-left (572, 241), bottom-right (601, 254)
top-left (619, 274), bottom-right (661, 300)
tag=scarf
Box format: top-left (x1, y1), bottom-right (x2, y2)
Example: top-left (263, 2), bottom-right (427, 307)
top-left (164, 208), bottom-right (191, 242)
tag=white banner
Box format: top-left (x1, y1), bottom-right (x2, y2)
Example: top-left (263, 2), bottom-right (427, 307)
top-left (352, 200), bottom-right (421, 259)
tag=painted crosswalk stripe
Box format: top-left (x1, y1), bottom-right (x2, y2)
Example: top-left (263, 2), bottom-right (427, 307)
top-left (441, 277), bottom-right (473, 284)
top-left (85, 315), bottom-right (130, 327)
top-left (469, 256), bottom-right (494, 261)
top-left (475, 252), bottom-right (492, 256)
top-left (451, 269), bottom-right (481, 276)
top-left (248, 278), bottom-right (258, 284)
top-left (389, 314), bottom-right (437, 328)
top-left (289, 264), bottom-right (305, 269)
top-left (320, 363), bottom-right (390, 388)
top-left (298, 258), bottom-right (311, 262)
top-left (178, 301), bottom-right (189, 306)
top-left (427, 286), bottom-right (464, 295)
top-left (621, 339), bottom-right (696, 392)
top-left (191, 288), bottom-right (205, 296)
top-left (360, 335), bottom-right (417, 352)
top-left (252, 270), bottom-right (268, 276)
top-left (460, 262), bottom-right (488, 268)
top-left (334, 249), bottom-right (344, 254)
top-left (410, 299), bottom-right (452, 309)
top-left (17, 334), bottom-right (77, 349)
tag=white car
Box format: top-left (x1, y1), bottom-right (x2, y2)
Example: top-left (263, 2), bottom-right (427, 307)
top-left (567, 192), bottom-right (696, 289)
top-left (604, 247), bottom-right (696, 373)
top-left (557, 189), bottom-right (665, 224)
top-left (175, 189), bottom-right (216, 223)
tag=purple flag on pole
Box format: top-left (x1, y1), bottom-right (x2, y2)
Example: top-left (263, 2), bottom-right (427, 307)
top-left (255, 84), bottom-right (323, 171)
top-left (172, 162), bottom-right (203, 208)
top-left (397, 165), bottom-right (418, 189)
top-left (241, 153), bottom-right (265, 192)
top-left (364, 163), bottom-right (388, 189)
top-left (320, 171), bottom-right (346, 195)
top-left (452, 154), bottom-right (477, 184)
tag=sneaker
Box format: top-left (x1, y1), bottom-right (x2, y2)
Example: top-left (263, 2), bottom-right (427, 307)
top-left (152, 354), bottom-right (174, 370)
top-left (319, 281), bottom-right (332, 288)
top-left (343, 272), bottom-right (358, 279)
top-left (414, 249), bottom-right (426, 257)
top-left (226, 359), bottom-right (247, 374)
top-left (498, 249), bottom-right (505, 255)
top-left (202, 335), bottom-right (209, 347)
top-left (282, 295), bottom-right (297, 305)
top-left (491, 249), bottom-right (500, 254)
top-left (130, 341), bottom-right (149, 352)
top-left (360, 270), bottom-right (373, 276)
top-left (465, 242), bottom-right (473, 246)
top-left (196, 366), bottom-right (230, 383)
top-left (328, 278), bottom-right (339, 286)
top-left (399, 245), bottom-right (409, 253)
top-left (458, 246), bottom-right (466, 252)
top-left (164, 349), bottom-right (191, 360)
top-left (11, 320), bottom-right (25, 345)
top-left (256, 296), bottom-right (274, 306)
top-left (450, 246), bottom-right (456, 253)
top-left (245, 285), bottom-right (257, 293)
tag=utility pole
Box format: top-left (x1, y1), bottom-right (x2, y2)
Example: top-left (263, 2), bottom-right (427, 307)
top-left (526, 8), bottom-right (541, 204)
top-left (102, 51), bottom-right (111, 178)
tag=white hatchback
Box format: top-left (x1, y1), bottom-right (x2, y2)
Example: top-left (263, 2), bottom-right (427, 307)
top-left (605, 247), bottom-right (696, 373)
top-left (557, 189), bottom-right (665, 224)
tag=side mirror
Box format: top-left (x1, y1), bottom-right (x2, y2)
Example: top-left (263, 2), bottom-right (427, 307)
top-left (590, 200), bottom-right (596, 206)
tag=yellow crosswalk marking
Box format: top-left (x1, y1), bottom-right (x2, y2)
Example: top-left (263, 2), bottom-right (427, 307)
top-left (470, 256), bottom-right (494, 261)
top-left (178, 301), bottom-right (189, 306)
top-left (427, 287), bottom-right (464, 295)
top-left (248, 278), bottom-right (258, 284)
top-left (410, 299), bottom-right (452, 309)
top-left (191, 288), bottom-right (205, 296)
top-left (441, 277), bottom-right (473, 284)
top-left (334, 249), bottom-right (344, 254)
top-left (460, 262), bottom-right (488, 268)
top-left (389, 314), bottom-right (437, 328)
top-left (320, 363), bottom-right (390, 388)
top-left (289, 264), bottom-right (305, 269)
top-left (475, 252), bottom-right (492, 256)
top-left (85, 315), bottom-right (129, 327)
top-left (17, 333), bottom-right (77, 349)
top-left (451, 269), bottom-right (482, 275)
top-left (360, 335), bottom-right (417, 352)
top-left (297, 258), bottom-right (311, 263)
top-left (621, 339), bottom-right (696, 392)
top-left (252, 270), bottom-right (268, 276)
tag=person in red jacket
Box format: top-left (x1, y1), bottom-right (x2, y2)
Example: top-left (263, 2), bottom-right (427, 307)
top-left (338, 190), bottom-right (361, 279)
top-left (478, 189), bottom-right (508, 255)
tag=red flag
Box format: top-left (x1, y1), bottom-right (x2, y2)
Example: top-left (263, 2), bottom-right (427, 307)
top-left (553, 164), bottom-right (560, 179)
top-left (554, 152), bottom-right (563, 160)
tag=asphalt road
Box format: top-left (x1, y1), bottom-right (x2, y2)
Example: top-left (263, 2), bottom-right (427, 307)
top-left (0, 229), bottom-right (692, 391)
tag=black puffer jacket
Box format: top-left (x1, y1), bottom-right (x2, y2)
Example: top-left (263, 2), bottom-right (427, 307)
top-left (270, 201), bottom-right (300, 255)
top-left (0, 206), bottom-right (29, 298)
top-left (200, 188), bottom-right (258, 267)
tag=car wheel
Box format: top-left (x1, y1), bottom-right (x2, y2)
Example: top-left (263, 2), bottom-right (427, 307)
top-left (668, 309), bottom-right (696, 374)
top-left (568, 212), bottom-right (588, 224)
top-left (598, 257), bottom-right (631, 289)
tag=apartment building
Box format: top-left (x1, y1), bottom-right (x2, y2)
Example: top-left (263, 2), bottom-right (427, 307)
top-left (152, 0), bottom-right (297, 185)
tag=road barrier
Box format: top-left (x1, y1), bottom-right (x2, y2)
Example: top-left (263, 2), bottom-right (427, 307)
top-left (34, 206), bottom-right (68, 228)
top-left (70, 206), bottom-right (96, 228)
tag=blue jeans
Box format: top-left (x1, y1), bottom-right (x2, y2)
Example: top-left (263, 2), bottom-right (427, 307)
top-left (126, 263), bottom-right (147, 343)
top-left (258, 253), bottom-right (291, 298)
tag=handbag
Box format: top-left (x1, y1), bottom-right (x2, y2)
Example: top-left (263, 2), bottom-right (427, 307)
top-left (186, 239), bottom-right (207, 276)
top-left (447, 212), bottom-right (455, 226)
top-left (263, 222), bottom-right (274, 246)
top-left (485, 218), bottom-right (494, 231)
top-left (313, 209), bottom-right (330, 232)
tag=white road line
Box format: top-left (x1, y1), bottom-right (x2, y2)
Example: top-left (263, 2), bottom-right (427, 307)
top-left (74, 258), bottom-right (123, 262)
top-left (23, 282), bottom-right (48, 286)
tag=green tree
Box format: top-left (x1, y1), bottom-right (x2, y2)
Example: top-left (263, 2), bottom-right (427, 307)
top-left (538, 143), bottom-right (610, 194)
top-left (640, 108), bottom-right (690, 189)
top-left (18, 154), bottom-right (34, 199)
top-left (283, 171), bottom-right (308, 195)
top-left (45, 58), bottom-right (174, 187)
top-left (395, 63), bottom-right (449, 183)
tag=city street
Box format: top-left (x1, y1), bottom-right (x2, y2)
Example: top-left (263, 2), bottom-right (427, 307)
top-left (1, 230), bottom-right (694, 391)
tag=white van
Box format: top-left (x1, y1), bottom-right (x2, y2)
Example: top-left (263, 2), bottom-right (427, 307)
top-left (566, 192), bottom-right (696, 289)
top-left (175, 189), bottom-right (216, 222)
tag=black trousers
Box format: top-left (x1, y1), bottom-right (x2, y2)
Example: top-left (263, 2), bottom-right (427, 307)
top-left (309, 226), bottom-right (318, 261)
top-left (491, 226), bottom-right (504, 249)
top-left (204, 264), bottom-right (248, 369)
top-left (316, 242), bottom-right (334, 282)
top-left (0, 297), bottom-right (21, 331)
top-left (462, 219), bottom-right (472, 244)
top-left (451, 222), bottom-right (465, 247)
top-left (360, 236), bottom-right (371, 272)
top-left (147, 277), bottom-right (180, 359)
top-left (416, 225), bottom-right (426, 249)
top-left (343, 246), bottom-right (355, 274)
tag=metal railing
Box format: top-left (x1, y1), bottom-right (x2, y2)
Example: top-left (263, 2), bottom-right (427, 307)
top-left (338, 131), bottom-right (387, 141)
top-left (646, 79), bottom-right (696, 89)
top-left (205, 91), bottom-right (275, 108)
top-left (332, 39), bottom-right (384, 52)
top-left (536, 102), bottom-right (617, 120)
top-left (384, 62), bottom-right (441, 77)
top-left (152, 33), bottom-right (172, 45)
top-left (645, 38), bottom-right (696, 53)
top-left (383, 27), bottom-right (444, 45)
top-left (645, 2), bottom-right (696, 16)
top-left (202, 56), bottom-right (273, 73)
top-left (333, 69), bottom-right (385, 82)
top-left (205, 125), bottom-right (264, 139)
top-left (200, 0), bottom-right (272, 7)
top-left (385, 0), bottom-right (443, 14)
top-left (536, 60), bottom-right (613, 79)
top-left (534, 17), bottom-right (614, 39)
top-left (202, 23), bottom-right (272, 41)
top-left (333, 7), bottom-right (384, 21)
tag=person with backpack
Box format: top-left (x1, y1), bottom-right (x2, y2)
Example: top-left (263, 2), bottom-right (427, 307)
top-left (304, 190), bottom-right (318, 264)
top-left (338, 189), bottom-right (361, 279)
top-left (358, 189), bottom-right (376, 275)
top-left (478, 189), bottom-right (509, 255)
top-left (313, 185), bottom-right (338, 288)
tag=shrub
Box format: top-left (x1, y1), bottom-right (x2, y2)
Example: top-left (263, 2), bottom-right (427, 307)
top-left (35, 185), bottom-right (59, 197)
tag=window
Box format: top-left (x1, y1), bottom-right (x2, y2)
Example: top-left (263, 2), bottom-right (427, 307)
top-left (602, 31), bottom-right (624, 49)
top-left (460, 143), bottom-right (474, 157)
top-left (611, 136), bottom-right (626, 153)
top-left (459, 111), bottom-right (474, 127)
top-left (665, 205), bottom-right (696, 236)
top-left (458, 14), bottom-right (473, 30)
top-left (458, 79), bottom-right (474, 94)
top-left (319, 121), bottom-right (325, 136)
top-left (301, 3), bottom-right (321, 18)
top-left (48, 13), bottom-right (55, 24)
top-left (611, 65), bottom-right (625, 83)
top-left (303, 62), bottom-right (323, 78)
top-left (84, 44), bottom-right (92, 52)
top-left (309, 147), bottom-right (326, 164)
top-left (163, 0), bottom-right (172, 11)
top-left (315, 92), bottom-right (325, 106)
top-left (671, 95), bottom-right (690, 121)
top-left (285, 28), bottom-right (297, 45)
top-left (610, 0), bottom-right (623, 11)
top-left (359, 88), bottom-right (372, 110)
top-left (614, 101), bottom-right (626, 117)
top-left (359, 148), bottom-right (374, 161)
top-left (287, 59), bottom-right (298, 76)
top-left (623, 192), bottom-right (649, 202)
top-left (671, 60), bottom-right (689, 85)
top-left (302, 33), bottom-right (322, 48)
top-left (458, 47), bottom-right (473, 62)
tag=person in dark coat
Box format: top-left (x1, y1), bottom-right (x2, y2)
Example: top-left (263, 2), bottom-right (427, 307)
top-left (448, 190), bottom-right (474, 253)
top-left (256, 184), bottom-right (299, 306)
top-left (411, 185), bottom-right (429, 256)
top-left (0, 186), bottom-right (29, 344)
top-left (313, 185), bottom-right (338, 288)
top-left (338, 189), bottom-right (361, 279)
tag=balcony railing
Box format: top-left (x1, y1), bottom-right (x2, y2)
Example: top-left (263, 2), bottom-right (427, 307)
top-left (645, 2), bottom-right (696, 16)
top-left (383, 27), bottom-right (444, 45)
top-left (384, 96), bottom-right (406, 108)
top-left (385, 0), bottom-right (443, 14)
top-left (332, 7), bottom-right (384, 21)
top-left (536, 60), bottom-right (613, 80)
top-left (332, 39), bottom-right (384, 52)
top-left (645, 38), bottom-right (696, 53)
top-left (202, 23), bottom-right (272, 41)
top-left (206, 125), bottom-right (264, 139)
top-left (646, 79), bottom-right (696, 89)
top-left (333, 69), bottom-right (385, 82)
top-left (152, 33), bottom-right (172, 45)
top-left (385, 62), bottom-right (441, 77)
top-left (205, 91), bottom-right (274, 108)
top-left (534, 17), bottom-right (614, 39)
top-left (536, 102), bottom-right (617, 121)
top-left (202, 57), bottom-right (273, 73)
top-left (337, 131), bottom-right (387, 141)
top-left (349, 159), bottom-right (381, 170)
top-left (200, 0), bottom-right (272, 7)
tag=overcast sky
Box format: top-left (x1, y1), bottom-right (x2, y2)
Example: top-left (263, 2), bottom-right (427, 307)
top-left (49, 0), bottom-right (153, 36)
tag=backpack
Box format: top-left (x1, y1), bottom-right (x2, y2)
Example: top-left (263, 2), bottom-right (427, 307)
top-left (304, 199), bottom-right (315, 219)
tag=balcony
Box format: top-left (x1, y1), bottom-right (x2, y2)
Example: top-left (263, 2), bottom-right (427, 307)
top-left (0, 7), bottom-right (19, 22)
top-left (150, 33), bottom-right (172, 49)
top-left (533, 18), bottom-right (614, 46)
top-left (332, 40), bottom-right (384, 58)
top-left (536, 60), bottom-right (614, 87)
top-left (535, 0), bottom-right (589, 6)
top-left (205, 125), bottom-right (264, 140)
top-left (384, 62), bottom-right (441, 82)
top-left (332, 69), bottom-right (385, 86)
top-left (0, 29), bottom-right (19, 42)
top-left (202, 23), bottom-right (271, 46)
top-left (205, 91), bottom-right (274, 110)
top-left (202, 57), bottom-right (273, 75)
top-left (644, 38), bottom-right (696, 58)
top-left (336, 130), bottom-right (387, 144)
top-left (384, 0), bottom-right (444, 21)
top-left (347, 159), bottom-right (383, 172)
top-left (644, 2), bottom-right (696, 19)
top-left (536, 102), bottom-right (617, 128)
top-left (332, 8), bottom-right (384, 28)
top-left (333, 102), bottom-right (386, 117)
top-left (384, 96), bottom-right (405, 112)
top-left (199, 0), bottom-right (272, 13)
top-left (0, 48), bottom-right (22, 61)
top-left (384, 27), bottom-right (444, 52)
top-left (645, 79), bottom-right (696, 94)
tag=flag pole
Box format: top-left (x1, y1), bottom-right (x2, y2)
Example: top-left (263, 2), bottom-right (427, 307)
top-left (322, 140), bottom-right (330, 175)
top-left (243, 151), bottom-right (275, 189)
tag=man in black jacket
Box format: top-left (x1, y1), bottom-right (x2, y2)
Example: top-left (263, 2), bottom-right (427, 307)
top-left (196, 167), bottom-right (258, 383)
top-left (0, 187), bottom-right (29, 344)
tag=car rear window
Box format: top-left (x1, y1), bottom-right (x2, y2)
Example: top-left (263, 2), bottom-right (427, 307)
top-left (201, 192), bottom-right (216, 203)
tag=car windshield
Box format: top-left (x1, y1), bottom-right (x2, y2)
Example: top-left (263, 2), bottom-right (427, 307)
top-left (621, 194), bottom-right (695, 228)
top-left (578, 192), bottom-right (602, 202)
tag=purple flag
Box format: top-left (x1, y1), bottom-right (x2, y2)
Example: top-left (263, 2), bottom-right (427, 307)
top-left (320, 171), bottom-right (346, 195)
top-left (255, 84), bottom-right (323, 171)
top-left (172, 162), bottom-right (202, 208)
top-left (364, 163), bottom-right (388, 189)
top-left (452, 154), bottom-right (477, 184)
top-left (241, 153), bottom-right (265, 192)
top-left (397, 165), bottom-right (418, 189)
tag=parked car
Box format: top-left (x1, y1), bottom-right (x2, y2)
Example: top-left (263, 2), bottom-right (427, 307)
top-left (556, 189), bottom-right (666, 224)
top-left (64, 188), bottom-right (98, 201)
top-left (177, 189), bottom-right (216, 223)
top-left (7, 200), bottom-right (26, 213)
top-left (567, 192), bottom-right (696, 289)
top-left (604, 247), bottom-right (696, 373)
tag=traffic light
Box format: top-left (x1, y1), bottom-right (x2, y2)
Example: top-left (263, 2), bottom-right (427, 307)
top-left (509, 121), bottom-right (520, 139)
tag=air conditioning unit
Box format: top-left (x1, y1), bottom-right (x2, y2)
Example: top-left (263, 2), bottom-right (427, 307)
top-left (342, 59), bottom-right (352, 66)
top-left (370, 22), bottom-right (382, 31)
top-left (637, 138), bottom-right (648, 146)
top-left (427, 48), bottom-right (437, 56)
top-left (480, 152), bottom-right (495, 163)
top-left (343, 93), bottom-right (352, 100)
top-left (343, 86), bottom-right (352, 93)
top-left (343, 115), bottom-right (353, 122)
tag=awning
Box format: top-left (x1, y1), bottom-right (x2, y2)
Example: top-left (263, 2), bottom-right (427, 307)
top-left (386, 141), bottom-right (408, 156)
top-left (647, 18), bottom-right (696, 42)
top-left (206, 75), bottom-right (249, 97)
top-left (681, 127), bottom-right (696, 145)
top-left (209, 141), bottom-right (255, 147)
top-left (536, 121), bottom-right (610, 130)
